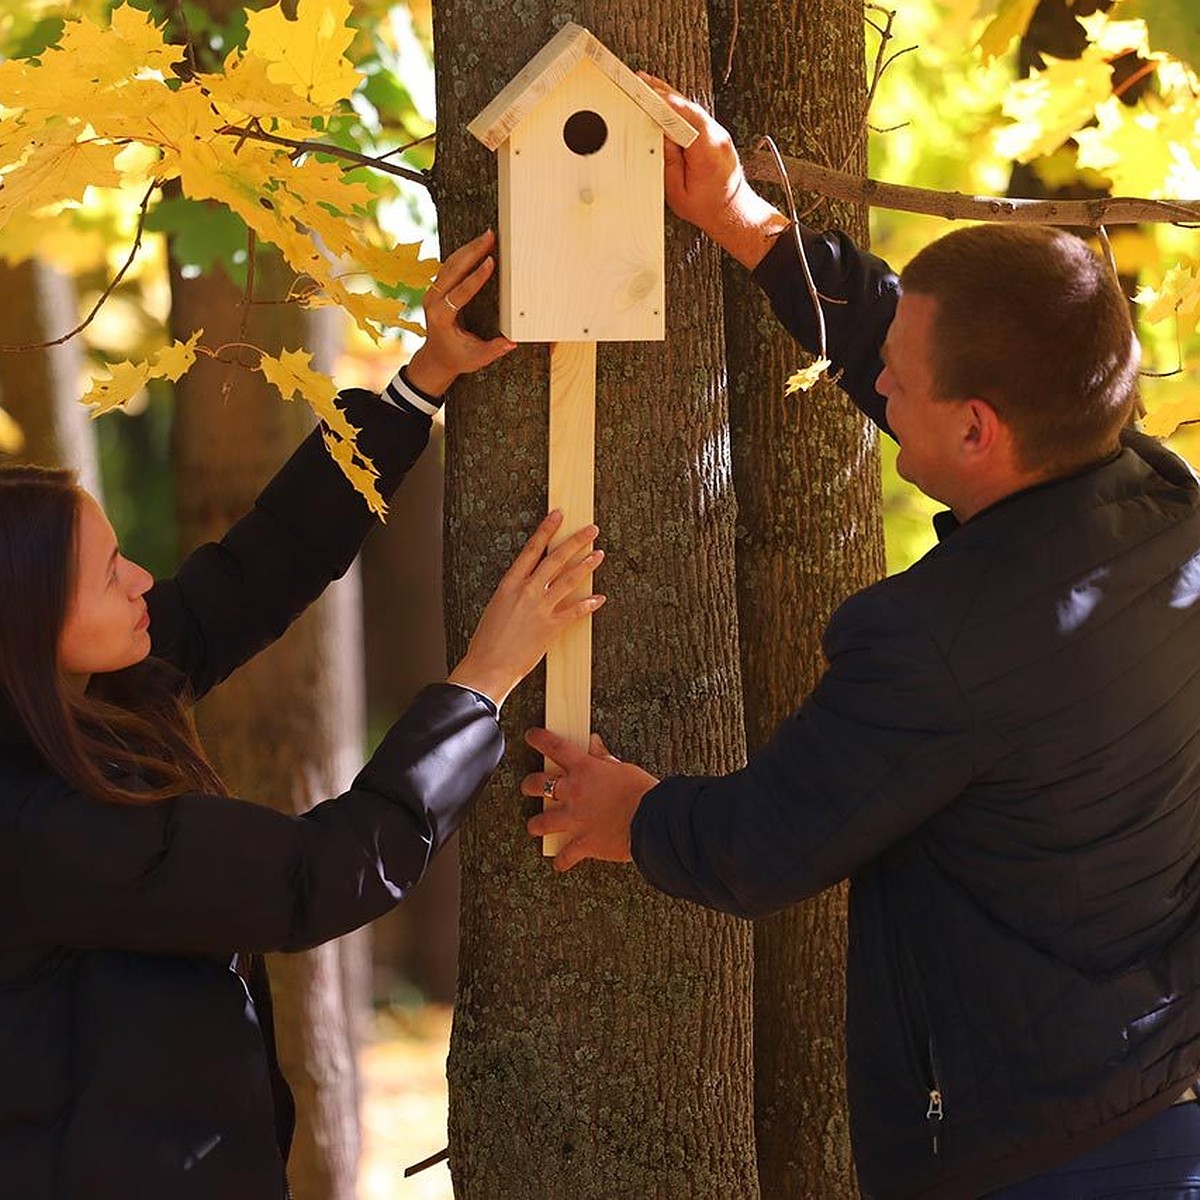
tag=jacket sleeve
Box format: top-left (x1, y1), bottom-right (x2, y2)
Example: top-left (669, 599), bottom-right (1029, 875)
top-left (146, 388), bottom-right (430, 701)
top-left (629, 589), bottom-right (974, 918)
top-left (750, 227), bottom-right (900, 434)
top-left (14, 684), bottom-right (502, 955)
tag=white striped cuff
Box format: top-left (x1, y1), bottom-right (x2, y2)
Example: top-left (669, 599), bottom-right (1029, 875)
top-left (383, 366), bottom-right (442, 418)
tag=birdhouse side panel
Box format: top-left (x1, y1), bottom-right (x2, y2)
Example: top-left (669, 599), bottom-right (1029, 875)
top-left (497, 61), bottom-right (665, 343)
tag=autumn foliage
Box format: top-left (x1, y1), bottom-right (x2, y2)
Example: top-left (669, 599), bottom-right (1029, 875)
top-left (0, 0), bottom-right (434, 514)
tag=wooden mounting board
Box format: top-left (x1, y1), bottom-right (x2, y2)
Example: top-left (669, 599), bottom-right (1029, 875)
top-left (543, 340), bottom-right (596, 856)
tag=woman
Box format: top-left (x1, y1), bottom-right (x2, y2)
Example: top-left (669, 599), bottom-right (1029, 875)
top-left (0, 231), bottom-right (603, 1200)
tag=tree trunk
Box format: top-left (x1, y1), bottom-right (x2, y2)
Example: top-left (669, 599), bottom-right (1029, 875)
top-left (434, 5), bottom-right (759, 1197)
top-left (708, 2), bottom-right (883, 1195)
top-left (0, 258), bottom-right (101, 495)
top-left (168, 248), bottom-right (367, 1200)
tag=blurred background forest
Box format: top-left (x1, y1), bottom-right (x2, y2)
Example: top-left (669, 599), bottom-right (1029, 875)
top-left (2, 0), bottom-right (1199, 1196)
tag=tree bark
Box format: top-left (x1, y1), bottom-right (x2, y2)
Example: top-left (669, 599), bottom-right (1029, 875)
top-left (0, 258), bottom-right (101, 495)
top-left (434, 4), bottom-right (759, 1197)
top-left (709, 2), bottom-right (883, 1195)
top-left (168, 248), bottom-right (367, 1200)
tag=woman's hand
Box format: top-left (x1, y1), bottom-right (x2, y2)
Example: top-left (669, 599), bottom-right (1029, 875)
top-left (447, 512), bottom-right (605, 709)
top-left (405, 229), bottom-right (517, 397)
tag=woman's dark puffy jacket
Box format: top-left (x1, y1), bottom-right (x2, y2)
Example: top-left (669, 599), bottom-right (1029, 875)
top-left (0, 391), bottom-right (503, 1199)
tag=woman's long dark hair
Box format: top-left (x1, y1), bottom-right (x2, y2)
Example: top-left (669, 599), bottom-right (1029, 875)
top-left (0, 466), bottom-right (226, 804)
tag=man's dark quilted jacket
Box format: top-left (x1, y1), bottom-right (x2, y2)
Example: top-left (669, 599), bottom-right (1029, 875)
top-left (632, 230), bottom-right (1200, 1198)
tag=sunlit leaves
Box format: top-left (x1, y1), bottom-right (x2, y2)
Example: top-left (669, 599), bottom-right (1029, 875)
top-left (0, 408), bottom-right (24, 454)
top-left (0, 0), bottom-right (436, 511)
top-left (785, 358), bottom-right (832, 395)
top-left (0, 122), bottom-right (122, 224)
top-left (320, 429), bottom-right (385, 519)
top-left (82, 330), bottom-right (202, 416)
top-left (259, 347), bottom-right (386, 516)
top-left (994, 48), bottom-right (1115, 161)
top-left (976, 0), bottom-right (1039, 62)
top-left (1121, 0), bottom-right (1200, 73)
top-left (244, 0), bottom-right (361, 109)
top-left (1075, 96), bottom-right (1200, 196)
top-left (1135, 262), bottom-right (1200, 327)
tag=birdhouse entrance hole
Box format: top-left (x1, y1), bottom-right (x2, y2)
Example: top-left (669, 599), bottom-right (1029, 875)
top-left (563, 110), bottom-right (608, 155)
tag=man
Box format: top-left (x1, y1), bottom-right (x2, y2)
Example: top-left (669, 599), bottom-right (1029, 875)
top-left (522, 83), bottom-right (1200, 1198)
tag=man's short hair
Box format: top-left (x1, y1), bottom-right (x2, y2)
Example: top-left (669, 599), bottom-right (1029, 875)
top-left (900, 224), bottom-right (1140, 475)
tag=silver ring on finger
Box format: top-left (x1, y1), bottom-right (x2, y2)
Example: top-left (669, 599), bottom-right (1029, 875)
top-left (444, 295), bottom-right (460, 313)
top-left (542, 776), bottom-right (558, 801)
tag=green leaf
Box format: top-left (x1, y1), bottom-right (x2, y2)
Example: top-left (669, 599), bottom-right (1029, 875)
top-left (4, 15), bottom-right (65, 60)
top-left (1120, 0), bottom-right (1200, 71)
top-left (145, 197), bottom-right (250, 287)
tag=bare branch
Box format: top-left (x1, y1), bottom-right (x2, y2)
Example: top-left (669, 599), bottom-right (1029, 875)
top-left (0, 182), bottom-right (158, 353)
top-left (742, 150), bottom-right (1200, 226)
top-left (722, 0), bottom-right (740, 86)
top-left (220, 227), bottom-right (260, 403)
top-left (755, 135), bottom-right (829, 367)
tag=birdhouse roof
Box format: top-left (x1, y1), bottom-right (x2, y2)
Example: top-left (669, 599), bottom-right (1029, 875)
top-left (468, 23), bottom-right (699, 152)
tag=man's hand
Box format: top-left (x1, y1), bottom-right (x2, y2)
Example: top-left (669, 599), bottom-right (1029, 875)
top-left (638, 74), bottom-right (789, 270)
top-left (522, 730), bottom-right (659, 872)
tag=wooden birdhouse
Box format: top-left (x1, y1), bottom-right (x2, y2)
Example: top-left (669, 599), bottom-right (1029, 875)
top-left (467, 23), bottom-right (697, 343)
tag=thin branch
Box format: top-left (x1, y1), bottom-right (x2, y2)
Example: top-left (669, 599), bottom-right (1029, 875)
top-left (845, 7), bottom-right (907, 175)
top-left (1112, 59), bottom-right (1157, 102)
top-left (756, 134), bottom-right (829, 366)
top-left (220, 228), bottom-right (259, 403)
top-left (722, 0), bottom-right (740, 86)
top-left (0, 182), bottom-right (157, 353)
top-left (216, 121), bottom-right (432, 189)
top-left (174, 0), bottom-right (198, 77)
top-left (742, 149), bottom-right (1200, 226)
top-left (201, 341), bottom-right (266, 366)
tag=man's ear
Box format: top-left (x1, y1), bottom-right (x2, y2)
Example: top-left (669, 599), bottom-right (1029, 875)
top-left (961, 398), bottom-right (1003, 459)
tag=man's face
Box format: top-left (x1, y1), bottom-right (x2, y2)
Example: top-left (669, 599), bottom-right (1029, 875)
top-left (875, 291), bottom-right (965, 505)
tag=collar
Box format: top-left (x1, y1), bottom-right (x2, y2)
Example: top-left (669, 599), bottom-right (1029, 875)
top-left (929, 434), bottom-right (1189, 544)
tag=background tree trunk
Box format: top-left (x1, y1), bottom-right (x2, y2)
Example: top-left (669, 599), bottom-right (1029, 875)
top-left (434, 4), bottom-right (759, 1197)
top-left (168, 248), bottom-right (367, 1200)
top-left (361, 422), bottom-right (462, 1005)
top-left (0, 258), bottom-right (101, 494)
top-left (708, 2), bottom-right (882, 1194)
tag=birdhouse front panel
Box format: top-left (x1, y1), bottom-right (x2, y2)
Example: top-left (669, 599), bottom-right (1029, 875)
top-left (497, 58), bottom-right (665, 343)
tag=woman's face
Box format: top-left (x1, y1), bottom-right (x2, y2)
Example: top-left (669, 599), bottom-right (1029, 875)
top-left (59, 492), bottom-right (154, 684)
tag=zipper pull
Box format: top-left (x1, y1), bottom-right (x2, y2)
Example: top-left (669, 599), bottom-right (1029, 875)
top-left (926, 1088), bottom-right (943, 1157)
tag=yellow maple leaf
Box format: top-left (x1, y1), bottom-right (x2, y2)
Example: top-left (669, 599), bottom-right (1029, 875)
top-left (1141, 388), bottom-right (1200, 440)
top-left (976, 0), bottom-right (1040, 62)
top-left (0, 6), bottom-right (184, 125)
top-left (994, 48), bottom-right (1114, 163)
top-left (321, 428), bottom-right (386, 518)
top-left (0, 407), bottom-right (24, 455)
top-left (0, 113), bottom-right (40, 171)
top-left (1135, 262), bottom-right (1200, 328)
top-left (304, 287), bottom-right (425, 339)
top-left (0, 51), bottom-right (108, 123)
top-left (200, 50), bottom-right (325, 125)
top-left (244, 0), bottom-right (362, 109)
top-left (0, 123), bottom-right (123, 224)
top-left (281, 154), bottom-right (376, 217)
top-left (1076, 96), bottom-right (1200, 197)
top-left (258, 347), bottom-right (359, 444)
top-left (82, 332), bottom-right (203, 417)
top-left (53, 3), bottom-right (185, 88)
top-left (85, 78), bottom-right (189, 159)
top-left (785, 357), bottom-right (832, 395)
